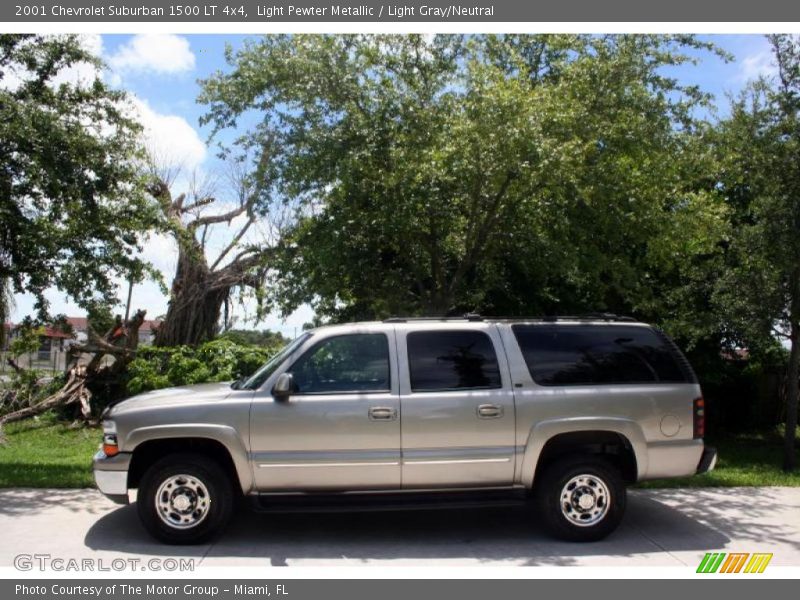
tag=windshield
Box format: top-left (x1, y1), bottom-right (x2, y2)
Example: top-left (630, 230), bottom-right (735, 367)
top-left (241, 332), bottom-right (313, 390)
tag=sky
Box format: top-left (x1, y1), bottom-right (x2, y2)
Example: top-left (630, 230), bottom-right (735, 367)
top-left (8, 33), bottom-right (780, 337)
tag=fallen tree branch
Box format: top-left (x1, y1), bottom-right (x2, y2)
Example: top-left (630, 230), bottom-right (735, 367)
top-left (5, 358), bottom-right (23, 375)
top-left (0, 309), bottom-right (148, 442)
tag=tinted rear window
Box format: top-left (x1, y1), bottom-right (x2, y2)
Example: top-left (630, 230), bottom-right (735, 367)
top-left (407, 330), bottom-right (502, 391)
top-left (512, 324), bottom-right (688, 386)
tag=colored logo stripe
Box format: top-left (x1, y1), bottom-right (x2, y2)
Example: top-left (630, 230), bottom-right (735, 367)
top-left (720, 553), bottom-right (749, 573)
top-left (697, 552), bottom-right (772, 573)
top-left (697, 553), bottom-right (725, 573)
top-left (744, 553), bottom-right (773, 573)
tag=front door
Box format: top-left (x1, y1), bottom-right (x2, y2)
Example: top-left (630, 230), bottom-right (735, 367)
top-left (397, 324), bottom-right (516, 488)
top-left (250, 329), bottom-right (401, 491)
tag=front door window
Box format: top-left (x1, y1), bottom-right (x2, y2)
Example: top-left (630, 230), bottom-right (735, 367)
top-left (289, 334), bottom-right (390, 394)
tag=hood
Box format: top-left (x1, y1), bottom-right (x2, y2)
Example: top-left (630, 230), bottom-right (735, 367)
top-left (108, 382), bottom-right (235, 416)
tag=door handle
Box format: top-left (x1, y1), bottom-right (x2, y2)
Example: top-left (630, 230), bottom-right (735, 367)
top-left (477, 404), bottom-right (503, 419)
top-left (369, 407), bottom-right (397, 421)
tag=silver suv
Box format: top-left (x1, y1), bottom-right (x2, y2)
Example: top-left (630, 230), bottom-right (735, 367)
top-left (93, 315), bottom-right (716, 544)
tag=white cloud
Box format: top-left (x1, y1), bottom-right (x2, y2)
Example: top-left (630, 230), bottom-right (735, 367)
top-left (1, 34), bottom-right (104, 92)
top-left (51, 34), bottom-right (104, 88)
top-left (738, 49), bottom-right (778, 83)
top-left (139, 233), bottom-right (178, 278)
top-left (108, 34), bottom-right (195, 75)
top-left (129, 97), bottom-right (207, 172)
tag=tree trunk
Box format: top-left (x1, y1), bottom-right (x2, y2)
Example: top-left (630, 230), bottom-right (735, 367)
top-left (147, 178), bottom-right (266, 348)
top-left (153, 243), bottom-right (231, 347)
top-left (155, 283), bottom-right (229, 347)
top-left (785, 321), bottom-right (799, 472)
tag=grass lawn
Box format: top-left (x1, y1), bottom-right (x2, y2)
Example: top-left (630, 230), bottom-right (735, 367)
top-left (0, 413), bottom-right (100, 488)
top-left (0, 412), bottom-right (798, 489)
top-left (637, 431), bottom-right (800, 488)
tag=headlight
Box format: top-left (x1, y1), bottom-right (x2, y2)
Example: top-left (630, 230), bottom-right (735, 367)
top-left (102, 420), bottom-right (117, 434)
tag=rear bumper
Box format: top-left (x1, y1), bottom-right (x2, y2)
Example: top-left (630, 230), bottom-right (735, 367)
top-left (697, 446), bottom-right (718, 474)
top-left (641, 438), bottom-right (705, 480)
top-left (93, 450), bottom-right (131, 504)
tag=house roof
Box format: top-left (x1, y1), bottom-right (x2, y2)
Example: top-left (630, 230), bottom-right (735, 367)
top-left (66, 317), bottom-right (88, 331)
top-left (66, 316), bottom-right (162, 333)
top-left (6, 317), bottom-right (162, 339)
top-left (41, 327), bottom-right (74, 339)
top-left (4, 322), bottom-right (72, 338)
top-left (141, 319), bottom-right (163, 332)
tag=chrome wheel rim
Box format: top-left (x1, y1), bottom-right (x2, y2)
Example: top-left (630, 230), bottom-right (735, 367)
top-left (155, 474), bottom-right (211, 530)
top-left (559, 474), bottom-right (610, 527)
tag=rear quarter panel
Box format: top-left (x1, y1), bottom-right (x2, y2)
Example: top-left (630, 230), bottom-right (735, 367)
top-left (497, 324), bottom-right (704, 485)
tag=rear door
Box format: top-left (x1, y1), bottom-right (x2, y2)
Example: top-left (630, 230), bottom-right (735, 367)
top-left (397, 323), bottom-right (516, 488)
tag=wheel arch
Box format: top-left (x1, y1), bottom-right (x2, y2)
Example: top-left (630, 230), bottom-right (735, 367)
top-left (125, 425), bottom-right (253, 494)
top-left (521, 418), bottom-right (648, 488)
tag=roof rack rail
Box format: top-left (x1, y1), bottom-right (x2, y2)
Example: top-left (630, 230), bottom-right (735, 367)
top-left (383, 313), bottom-right (484, 323)
top-left (383, 313), bottom-right (638, 323)
top-left (539, 313), bottom-right (637, 322)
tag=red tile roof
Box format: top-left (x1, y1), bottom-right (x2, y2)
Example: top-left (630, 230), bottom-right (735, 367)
top-left (4, 322), bottom-right (72, 338)
top-left (66, 317), bottom-right (88, 330)
top-left (66, 316), bottom-right (162, 332)
top-left (41, 327), bottom-right (74, 339)
top-left (141, 319), bottom-right (163, 332)
top-left (6, 317), bottom-right (162, 338)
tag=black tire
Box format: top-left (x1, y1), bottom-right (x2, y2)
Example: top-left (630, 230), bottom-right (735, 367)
top-left (534, 455), bottom-right (626, 542)
top-left (137, 453), bottom-right (235, 545)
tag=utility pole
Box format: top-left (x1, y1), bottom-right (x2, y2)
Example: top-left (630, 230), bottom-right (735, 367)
top-left (124, 278), bottom-right (134, 323)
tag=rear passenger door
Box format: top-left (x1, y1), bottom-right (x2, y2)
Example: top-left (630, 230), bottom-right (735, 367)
top-left (397, 324), bottom-right (516, 488)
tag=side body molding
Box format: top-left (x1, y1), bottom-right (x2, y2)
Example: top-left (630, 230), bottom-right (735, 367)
top-left (520, 417), bottom-right (649, 487)
top-left (124, 424), bottom-right (254, 494)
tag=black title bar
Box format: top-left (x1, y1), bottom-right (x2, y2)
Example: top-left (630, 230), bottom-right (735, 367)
top-left (5, 0), bottom-right (800, 22)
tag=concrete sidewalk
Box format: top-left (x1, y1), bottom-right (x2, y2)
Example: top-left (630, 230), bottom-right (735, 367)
top-left (0, 487), bottom-right (798, 567)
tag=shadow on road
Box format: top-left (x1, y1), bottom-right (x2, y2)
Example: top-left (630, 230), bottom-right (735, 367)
top-left (0, 488), bottom-right (107, 517)
top-left (84, 491), bottom-right (733, 566)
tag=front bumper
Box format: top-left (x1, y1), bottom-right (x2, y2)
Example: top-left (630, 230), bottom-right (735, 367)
top-left (697, 446), bottom-right (718, 474)
top-left (93, 450), bottom-right (132, 504)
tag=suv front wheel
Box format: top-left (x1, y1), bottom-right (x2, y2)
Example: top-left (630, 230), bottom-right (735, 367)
top-left (137, 453), bottom-right (234, 545)
top-left (534, 455), bottom-right (626, 542)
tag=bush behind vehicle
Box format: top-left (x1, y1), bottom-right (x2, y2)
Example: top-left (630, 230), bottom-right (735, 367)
top-left (126, 339), bottom-right (282, 396)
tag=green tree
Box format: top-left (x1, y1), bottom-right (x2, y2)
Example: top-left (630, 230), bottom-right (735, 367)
top-left (712, 34), bottom-right (800, 471)
top-left (218, 328), bottom-right (288, 347)
top-left (85, 301), bottom-right (117, 337)
top-left (200, 34), bottom-right (725, 321)
top-left (0, 34), bottom-right (158, 326)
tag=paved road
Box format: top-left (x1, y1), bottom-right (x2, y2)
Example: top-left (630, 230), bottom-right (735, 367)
top-left (0, 487), bottom-right (798, 567)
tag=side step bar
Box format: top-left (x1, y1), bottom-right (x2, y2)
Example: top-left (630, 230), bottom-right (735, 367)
top-left (250, 489), bottom-right (530, 514)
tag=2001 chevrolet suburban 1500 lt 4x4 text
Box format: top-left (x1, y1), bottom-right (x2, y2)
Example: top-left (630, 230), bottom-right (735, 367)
top-left (94, 315), bottom-right (716, 544)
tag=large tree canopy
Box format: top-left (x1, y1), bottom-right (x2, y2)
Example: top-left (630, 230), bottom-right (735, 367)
top-left (200, 34), bottom-right (727, 321)
top-left (711, 34), bottom-right (800, 470)
top-left (0, 34), bottom-right (157, 325)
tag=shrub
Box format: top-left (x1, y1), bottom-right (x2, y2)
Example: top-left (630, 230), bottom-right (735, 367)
top-left (125, 339), bottom-right (280, 396)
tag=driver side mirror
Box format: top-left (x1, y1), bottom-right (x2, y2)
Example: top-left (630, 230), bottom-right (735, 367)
top-left (272, 372), bottom-right (295, 401)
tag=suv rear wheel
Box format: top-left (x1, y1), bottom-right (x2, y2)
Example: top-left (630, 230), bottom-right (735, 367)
top-left (534, 455), bottom-right (625, 542)
top-left (137, 453), bottom-right (234, 545)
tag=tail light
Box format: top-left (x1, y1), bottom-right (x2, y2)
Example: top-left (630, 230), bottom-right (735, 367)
top-left (693, 397), bottom-right (705, 439)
